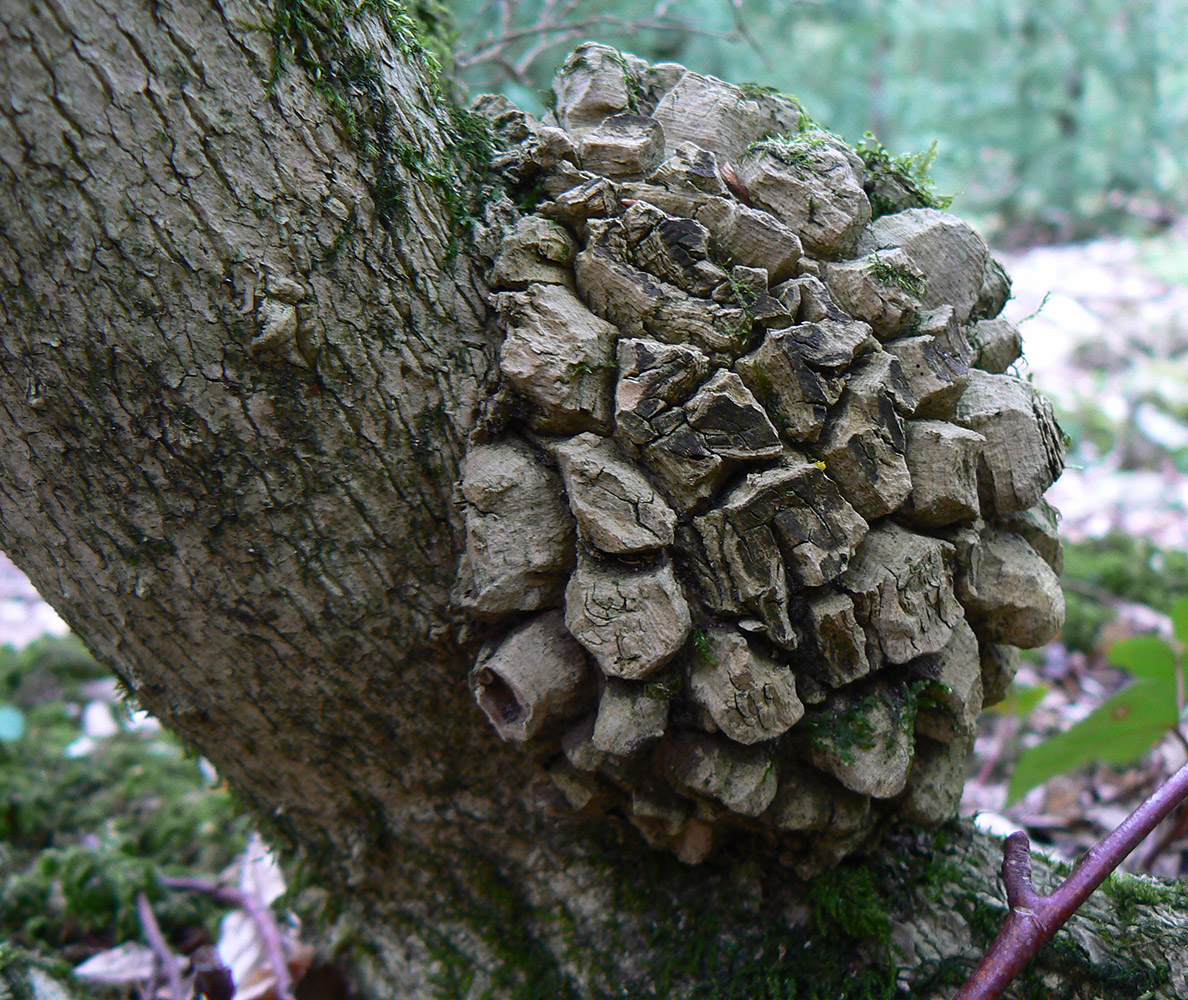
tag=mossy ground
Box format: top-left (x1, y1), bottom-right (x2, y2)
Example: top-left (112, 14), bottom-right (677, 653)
top-left (1057, 533), bottom-right (1188, 655)
top-left (0, 637), bottom-right (251, 988)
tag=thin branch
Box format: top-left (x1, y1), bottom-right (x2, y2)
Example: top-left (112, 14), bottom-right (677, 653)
top-left (136, 892), bottom-right (186, 1000)
top-left (511, 0), bottom-right (586, 77)
top-left (953, 758), bottom-right (1188, 999)
top-left (457, 15), bottom-right (734, 71)
top-left (162, 876), bottom-right (295, 1000)
top-left (728, 0), bottom-right (770, 65)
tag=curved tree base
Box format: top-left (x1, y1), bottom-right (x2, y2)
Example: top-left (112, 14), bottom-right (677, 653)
top-left (319, 813), bottom-right (1188, 1000)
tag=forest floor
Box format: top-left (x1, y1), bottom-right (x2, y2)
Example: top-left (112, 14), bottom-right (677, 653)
top-left (966, 222), bottom-right (1188, 879)
top-left (1002, 217), bottom-right (1188, 550)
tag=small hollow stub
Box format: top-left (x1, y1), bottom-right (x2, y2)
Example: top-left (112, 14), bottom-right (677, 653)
top-left (471, 611), bottom-right (594, 742)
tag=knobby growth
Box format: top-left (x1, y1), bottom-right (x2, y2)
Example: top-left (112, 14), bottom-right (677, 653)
top-left (452, 43), bottom-right (1067, 874)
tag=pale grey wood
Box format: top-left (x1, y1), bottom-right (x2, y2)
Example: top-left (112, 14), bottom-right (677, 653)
top-left (841, 523), bottom-right (962, 664)
top-left (900, 419), bottom-right (984, 527)
top-left (564, 553), bottom-right (692, 680)
top-left (734, 326), bottom-right (847, 442)
top-left (491, 214), bottom-right (578, 289)
top-left (997, 498), bottom-right (1064, 574)
top-left (554, 433), bottom-right (677, 554)
top-left (662, 731), bottom-right (778, 818)
top-left (809, 680), bottom-right (916, 799)
top-left (969, 316), bottom-right (1024, 373)
top-left (577, 112), bottom-right (665, 180)
top-left (471, 611), bottom-right (596, 741)
top-left (613, 337), bottom-right (710, 447)
top-left (957, 527), bottom-right (1066, 648)
top-left (885, 305), bottom-right (973, 418)
top-left (687, 627), bottom-right (804, 744)
top-left (954, 370), bottom-right (1066, 516)
top-left (909, 617), bottom-right (984, 743)
top-left (812, 352), bottom-right (914, 520)
top-left (650, 70), bottom-right (803, 162)
top-left (550, 42), bottom-right (638, 138)
top-left (825, 247), bottom-right (922, 339)
top-left (497, 282), bottom-right (618, 432)
top-left (736, 130), bottom-right (872, 258)
top-left (802, 591), bottom-right (873, 687)
top-left (899, 734), bottom-right (971, 826)
top-left (980, 641), bottom-right (1022, 707)
top-left (457, 440), bottom-right (576, 615)
top-left (591, 677), bottom-right (669, 756)
top-left (858, 208), bottom-right (991, 322)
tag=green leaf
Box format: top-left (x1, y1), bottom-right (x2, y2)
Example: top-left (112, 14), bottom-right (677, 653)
top-left (985, 681), bottom-right (1048, 719)
top-left (1172, 595), bottom-right (1188, 646)
top-left (0, 704), bottom-right (26, 742)
top-left (1107, 636), bottom-right (1177, 685)
top-left (1007, 682), bottom-right (1180, 804)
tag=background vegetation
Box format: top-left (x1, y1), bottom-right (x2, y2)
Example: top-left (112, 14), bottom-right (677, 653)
top-left (449, 0), bottom-right (1188, 246)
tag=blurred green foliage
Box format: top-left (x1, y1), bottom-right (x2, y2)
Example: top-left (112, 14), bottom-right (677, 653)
top-left (0, 637), bottom-right (250, 964)
top-left (1008, 603), bottom-right (1188, 803)
top-left (1061, 534), bottom-right (1188, 654)
top-left (447, 0), bottom-right (1188, 244)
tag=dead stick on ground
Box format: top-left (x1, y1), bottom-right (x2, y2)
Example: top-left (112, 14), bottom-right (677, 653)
top-left (953, 758), bottom-right (1188, 999)
top-left (162, 876), bottom-right (295, 1000)
top-left (135, 891), bottom-right (186, 1000)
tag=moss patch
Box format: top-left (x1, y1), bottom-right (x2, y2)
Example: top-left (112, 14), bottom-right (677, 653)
top-left (747, 130), bottom-right (831, 172)
top-left (0, 637), bottom-right (250, 962)
top-left (869, 252), bottom-right (927, 297)
top-left (855, 133), bottom-right (953, 219)
top-left (266, 0), bottom-right (495, 256)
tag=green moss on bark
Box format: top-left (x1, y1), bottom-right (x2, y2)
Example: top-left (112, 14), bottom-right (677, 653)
top-left (265, 0), bottom-right (496, 252)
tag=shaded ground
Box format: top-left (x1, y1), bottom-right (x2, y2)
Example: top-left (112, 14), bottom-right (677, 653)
top-left (966, 222), bottom-right (1188, 877)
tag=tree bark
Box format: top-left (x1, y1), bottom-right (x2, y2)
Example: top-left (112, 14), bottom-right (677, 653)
top-left (1, 2), bottom-right (1186, 997)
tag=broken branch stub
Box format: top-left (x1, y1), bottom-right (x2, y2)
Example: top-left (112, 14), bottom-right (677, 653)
top-left (459, 46), bottom-right (1067, 867)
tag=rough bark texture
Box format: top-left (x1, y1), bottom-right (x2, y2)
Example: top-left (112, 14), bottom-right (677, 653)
top-left (1, 8), bottom-right (1186, 998)
top-left (460, 45), bottom-right (1068, 874)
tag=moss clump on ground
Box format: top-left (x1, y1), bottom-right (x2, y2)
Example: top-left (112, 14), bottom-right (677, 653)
top-left (0, 637), bottom-right (251, 965)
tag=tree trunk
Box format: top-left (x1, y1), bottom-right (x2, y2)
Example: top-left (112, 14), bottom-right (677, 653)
top-left (0, 2), bottom-right (1185, 997)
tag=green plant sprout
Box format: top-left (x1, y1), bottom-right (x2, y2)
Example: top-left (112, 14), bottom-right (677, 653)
top-left (855, 132), bottom-right (953, 216)
top-left (868, 251), bottom-right (928, 297)
top-left (1007, 595), bottom-right (1188, 804)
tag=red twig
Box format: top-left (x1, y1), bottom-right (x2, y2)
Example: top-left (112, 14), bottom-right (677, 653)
top-left (162, 876), bottom-right (295, 1000)
top-left (136, 891), bottom-right (186, 1000)
top-left (954, 758), bottom-right (1188, 999)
